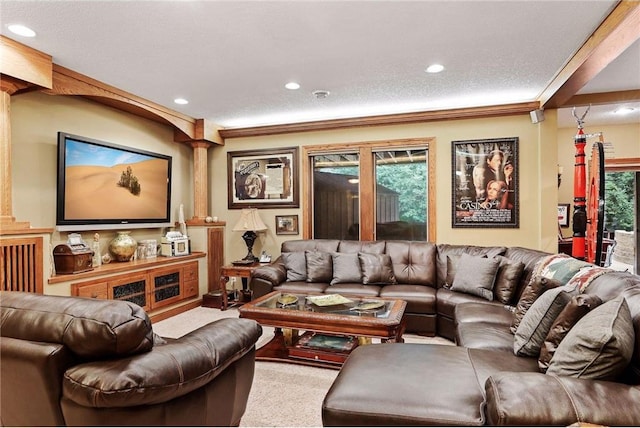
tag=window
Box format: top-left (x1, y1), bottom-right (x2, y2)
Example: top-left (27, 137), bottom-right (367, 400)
top-left (303, 138), bottom-right (435, 241)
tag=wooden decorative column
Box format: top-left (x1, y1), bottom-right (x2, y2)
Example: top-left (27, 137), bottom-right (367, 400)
top-left (190, 141), bottom-right (213, 221)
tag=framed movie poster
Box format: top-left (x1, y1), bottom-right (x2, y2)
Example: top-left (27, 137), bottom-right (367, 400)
top-left (228, 147), bottom-right (299, 209)
top-left (451, 137), bottom-right (519, 228)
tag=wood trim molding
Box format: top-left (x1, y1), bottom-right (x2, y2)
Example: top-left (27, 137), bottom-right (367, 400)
top-left (562, 90), bottom-right (640, 107)
top-left (46, 64), bottom-right (199, 140)
top-left (540, 1), bottom-right (640, 109)
top-left (0, 35), bottom-right (52, 89)
top-left (219, 102), bottom-right (539, 139)
top-left (605, 157), bottom-right (640, 171)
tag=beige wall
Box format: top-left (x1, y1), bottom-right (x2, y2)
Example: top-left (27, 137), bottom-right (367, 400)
top-left (23, 91), bottom-right (633, 280)
top-left (557, 122), bottom-right (640, 238)
top-left (213, 111), bottom-right (561, 262)
top-left (10, 91), bottom-right (195, 293)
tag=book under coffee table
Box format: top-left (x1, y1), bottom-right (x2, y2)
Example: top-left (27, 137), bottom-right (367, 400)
top-left (238, 291), bottom-right (406, 368)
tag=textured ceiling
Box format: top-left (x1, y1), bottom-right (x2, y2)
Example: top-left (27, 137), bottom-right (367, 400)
top-left (1, 0), bottom-right (639, 129)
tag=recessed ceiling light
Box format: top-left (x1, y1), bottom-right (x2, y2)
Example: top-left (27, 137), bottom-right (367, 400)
top-left (174, 98), bottom-right (189, 105)
top-left (312, 90), bottom-right (330, 99)
top-left (614, 107), bottom-right (634, 115)
top-left (285, 82), bottom-right (300, 90)
top-left (425, 64), bottom-right (444, 73)
top-left (8, 24), bottom-right (36, 37)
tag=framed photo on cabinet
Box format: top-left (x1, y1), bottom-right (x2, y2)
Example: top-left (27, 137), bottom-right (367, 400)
top-left (558, 204), bottom-right (570, 228)
top-left (228, 147), bottom-right (299, 209)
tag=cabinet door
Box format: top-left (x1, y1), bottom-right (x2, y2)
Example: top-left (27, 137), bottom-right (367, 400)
top-left (72, 280), bottom-right (108, 299)
top-left (182, 262), bottom-right (199, 298)
top-left (150, 267), bottom-right (182, 309)
top-left (109, 273), bottom-right (149, 311)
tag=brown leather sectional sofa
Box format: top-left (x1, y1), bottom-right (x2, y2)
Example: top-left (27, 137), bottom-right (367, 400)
top-left (250, 239), bottom-right (640, 426)
top-left (0, 291), bottom-right (262, 426)
top-left (250, 239), bottom-right (549, 338)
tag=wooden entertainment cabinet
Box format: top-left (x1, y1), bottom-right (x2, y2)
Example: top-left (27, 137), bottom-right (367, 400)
top-left (50, 253), bottom-right (205, 321)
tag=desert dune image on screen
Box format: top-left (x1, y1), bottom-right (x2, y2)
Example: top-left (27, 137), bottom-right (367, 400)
top-left (64, 140), bottom-right (169, 220)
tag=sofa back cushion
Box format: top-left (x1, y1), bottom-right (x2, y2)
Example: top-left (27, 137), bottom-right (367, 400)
top-left (282, 239), bottom-right (340, 253)
top-left (338, 240), bottom-right (385, 255)
top-left (0, 291), bottom-right (153, 358)
top-left (385, 241), bottom-right (437, 286)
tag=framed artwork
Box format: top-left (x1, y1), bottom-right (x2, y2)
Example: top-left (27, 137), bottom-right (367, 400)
top-left (558, 203), bottom-right (570, 228)
top-left (275, 215), bottom-right (299, 235)
top-left (228, 147), bottom-right (299, 209)
top-left (451, 137), bottom-right (519, 228)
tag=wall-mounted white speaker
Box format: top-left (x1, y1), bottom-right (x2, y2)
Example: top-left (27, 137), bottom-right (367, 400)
top-left (530, 109), bottom-right (545, 124)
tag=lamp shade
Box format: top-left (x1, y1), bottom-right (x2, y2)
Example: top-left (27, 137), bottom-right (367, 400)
top-left (232, 208), bottom-right (268, 232)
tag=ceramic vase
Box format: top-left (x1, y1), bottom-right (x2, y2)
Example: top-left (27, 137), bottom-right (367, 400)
top-left (108, 231), bottom-right (137, 262)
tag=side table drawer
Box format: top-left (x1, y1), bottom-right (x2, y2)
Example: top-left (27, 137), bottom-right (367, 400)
top-left (183, 280), bottom-right (198, 298)
top-left (183, 262), bottom-right (199, 282)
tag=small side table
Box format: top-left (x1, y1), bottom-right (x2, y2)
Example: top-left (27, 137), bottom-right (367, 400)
top-left (219, 263), bottom-right (264, 310)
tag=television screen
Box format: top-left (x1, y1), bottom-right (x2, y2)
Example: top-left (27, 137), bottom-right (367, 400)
top-left (56, 132), bottom-right (172, 231)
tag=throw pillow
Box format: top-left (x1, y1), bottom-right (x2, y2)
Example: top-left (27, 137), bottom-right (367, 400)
top-left (513, 286), bottom-right (575, 357)
top-left (444, 255), bottom-right (461, 287)
top-left (510, 275), bottom-right (562, 333)
top-left (546, 296), bottom-right (634, 380)
top-left (493, 255), bottom-right (525, 304)
top-left (450, 254), bottom-right (500, 301)
top-left (305, 251), bottom-right (333, 283)
top-left (538, 294), bottom-right (602, 372)
top-left (358, 252), bottom-right (397, 285)
top-left (282, 251), bottom-right (307, 282)
top-left (331, 252), bottom-right (361, 285)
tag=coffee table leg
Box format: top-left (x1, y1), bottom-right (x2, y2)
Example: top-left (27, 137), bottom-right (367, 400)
top-left (283, 328), bottom-right (299, 346)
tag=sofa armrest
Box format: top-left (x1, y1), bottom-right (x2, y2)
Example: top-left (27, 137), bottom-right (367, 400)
top-left (62, 318), bottom-right (262, 408)
top-left (250, 259), bottom-right (286, 297)
top-left (485, 371), bottom-right (640, 426)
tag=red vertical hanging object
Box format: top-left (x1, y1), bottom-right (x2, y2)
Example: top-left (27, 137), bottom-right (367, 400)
top-left (572, 127), bottom-right (587, 260)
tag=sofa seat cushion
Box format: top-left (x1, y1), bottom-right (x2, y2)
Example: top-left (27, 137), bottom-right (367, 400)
top-left (437, 288), bottom-right (503, 319)
top-left (379, 284), bottom-right (436, 314)
top-left (322, 344), bottom-right (538, 426)
top-left (456, 322), bottom-right (516, 353)
top-left (455, 302), bottom-right (513, 326)
top-left (273, 282), bottom-right (329, 294)
top-left (324, 283), bottom-right (381, 297)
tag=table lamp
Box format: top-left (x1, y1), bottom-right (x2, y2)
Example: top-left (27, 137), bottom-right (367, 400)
top-left (232, 208), bottom-right (268, 262)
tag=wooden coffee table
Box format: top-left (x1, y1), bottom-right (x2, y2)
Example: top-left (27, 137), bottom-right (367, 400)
top-left (238, 291), bottom-right (406, 368)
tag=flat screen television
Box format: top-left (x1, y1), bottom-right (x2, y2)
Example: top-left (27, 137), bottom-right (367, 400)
top-left (56, 132), bottom-right (172, 231)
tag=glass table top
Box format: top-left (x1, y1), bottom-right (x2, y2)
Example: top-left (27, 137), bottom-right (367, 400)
top-left (253, 292), bottom-right (394, 319)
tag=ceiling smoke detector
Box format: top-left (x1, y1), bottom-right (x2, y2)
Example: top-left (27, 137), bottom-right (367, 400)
top-left (312, 90), bottom-right (330, 99)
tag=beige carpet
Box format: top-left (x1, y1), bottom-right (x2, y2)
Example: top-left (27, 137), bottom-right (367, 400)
top-left (153, 306), bottom-right (453, 427)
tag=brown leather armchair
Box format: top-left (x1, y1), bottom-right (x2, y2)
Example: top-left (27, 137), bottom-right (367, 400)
top-left (0, 291), bottom-right (262, 426)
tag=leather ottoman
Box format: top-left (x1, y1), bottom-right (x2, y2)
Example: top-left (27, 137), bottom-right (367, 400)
top-left (321, 343), bottom-right (538, 426)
